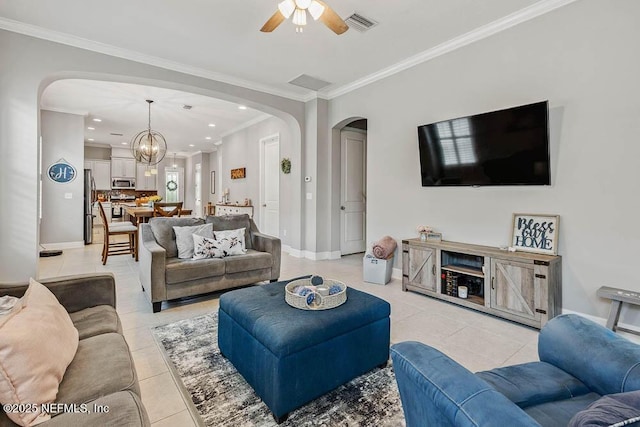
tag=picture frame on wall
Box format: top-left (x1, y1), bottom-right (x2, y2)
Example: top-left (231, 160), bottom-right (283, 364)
top-left (231, 167), bottom-right (246, 179)
top-left (511, 213), bottom-right (560, 255)
top-left (210, 171), bottom-right (215, 194)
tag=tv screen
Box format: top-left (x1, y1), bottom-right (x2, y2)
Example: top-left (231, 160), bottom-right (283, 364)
top-left (418, 101), bottom-right (550, 186)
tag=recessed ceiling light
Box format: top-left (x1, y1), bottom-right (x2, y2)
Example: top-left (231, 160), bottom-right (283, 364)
top-left (87, 138), bottom-right (94, 141)
top-left (92, 118), bottom-right (102, 122)
top-left (208, 123), bottom-right (216, 127)
top-left (121, 142), bottom-right (128, 145)
top-left (238, 105), bottom-right (247, 110)
top-left (189, 144), bottom-right (195, 147)
top-left (87, 126), bottom-right (95, 130)
top-left (213, 141), bottom-right (222, 146)
top-left (205, 137), bottom-right (212, 140)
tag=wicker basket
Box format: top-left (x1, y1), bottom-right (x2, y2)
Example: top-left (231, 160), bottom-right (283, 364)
top-left (285, 277), bottom-right (347, 310)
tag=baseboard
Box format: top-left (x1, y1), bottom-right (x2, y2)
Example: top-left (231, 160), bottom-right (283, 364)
top-left (282, 246), bottom-right (341, 261)
top-left (40, 241), bottom-right (84, 250)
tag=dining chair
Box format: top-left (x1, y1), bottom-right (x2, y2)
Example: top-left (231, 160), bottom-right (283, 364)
top-left (97, 201), bottom-right (138, 265)
top-left (153, 202), bottom-right (183, 217)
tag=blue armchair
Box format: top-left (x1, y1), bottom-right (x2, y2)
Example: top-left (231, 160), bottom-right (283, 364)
top-left (390, 314), bottom-right (640, 426)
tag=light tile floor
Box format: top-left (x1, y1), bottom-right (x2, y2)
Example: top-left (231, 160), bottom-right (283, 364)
top-left (39, 230), bottom-right (543, 426)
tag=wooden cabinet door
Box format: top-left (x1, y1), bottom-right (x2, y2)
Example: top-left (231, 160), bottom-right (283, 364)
top-left (407, 246), bottom-right (437, 292)
top-left (490, 259), bottom-right (540, 322)
top-left (124, 159), bottom-right (137, 178)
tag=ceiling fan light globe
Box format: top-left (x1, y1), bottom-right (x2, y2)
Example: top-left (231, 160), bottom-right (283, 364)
top-left (292, 8), bottom-right (307, 26)
top-left (308, 1), bottom-right (325, 20)
top-left (295, 0), bottom-right (312, 9)
top-left (278, 0), bottom-right (296, 18)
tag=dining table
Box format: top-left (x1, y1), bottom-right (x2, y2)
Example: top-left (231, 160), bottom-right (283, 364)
top-left (124, 206), bottom-right (193, 260)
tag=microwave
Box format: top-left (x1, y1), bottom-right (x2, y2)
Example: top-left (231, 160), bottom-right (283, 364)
top-left (112, 178), bottom-right (136, 189)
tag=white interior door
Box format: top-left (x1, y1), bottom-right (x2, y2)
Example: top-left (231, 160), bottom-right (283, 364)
top-left (260, 134), bottom-right (280, 237)
top-left (340, 130), bottom-right (366, 255)
top-left (194, 163), bottom-right (202, 218)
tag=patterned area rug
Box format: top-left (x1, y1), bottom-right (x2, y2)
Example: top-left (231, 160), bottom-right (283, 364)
top-left (152, 313), bottom-right (405, 426)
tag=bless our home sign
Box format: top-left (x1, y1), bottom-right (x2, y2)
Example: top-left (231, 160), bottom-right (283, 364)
top-left (511, 213), bottom-right (560, 256)
top-left (47, 159), bottom-right (77, 183)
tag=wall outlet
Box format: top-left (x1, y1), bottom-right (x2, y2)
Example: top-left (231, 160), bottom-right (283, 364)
top-left (306, 192), bottom-right (312, 200)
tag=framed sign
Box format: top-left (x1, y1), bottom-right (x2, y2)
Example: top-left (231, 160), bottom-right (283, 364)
top-left (511, 213), bottom-right (559, 255)
top-left (47, 158), bottom-right (77, 183)
top-left (210, 171), bottom-right (215, 194)
top-left (231, 167), bottom-right (246, 180)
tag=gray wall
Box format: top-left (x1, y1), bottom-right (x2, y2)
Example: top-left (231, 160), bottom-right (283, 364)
top-left (327, 0), bottom-right (640, 322)
top-left (40, 110), bottom-right (84, 246)
top-left (0, 29), bottom-right (304, 282)
top-left (218, 116), bottom-right (296, 245)
top-left (84, 145), bottom-right (111, 160)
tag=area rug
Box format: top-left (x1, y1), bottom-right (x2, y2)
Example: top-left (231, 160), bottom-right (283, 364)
top-left (152, 313), bottom-right (405, 426)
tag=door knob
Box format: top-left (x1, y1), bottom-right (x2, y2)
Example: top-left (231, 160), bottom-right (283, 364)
top-left (262, 204), bottom-right (267, 207)
top-left (340, 206), bottom-right (346, 210)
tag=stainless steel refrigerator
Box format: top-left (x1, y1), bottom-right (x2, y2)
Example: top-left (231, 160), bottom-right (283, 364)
top-left (84, 169), bottom-right (96, 244)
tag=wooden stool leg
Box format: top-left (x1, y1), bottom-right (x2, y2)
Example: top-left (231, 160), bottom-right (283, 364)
top-left (605, 300), bottom-right (622, 331)
top-left (102, 233), bottom-right (109, 265)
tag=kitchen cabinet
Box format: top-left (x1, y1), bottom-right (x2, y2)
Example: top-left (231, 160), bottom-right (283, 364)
top-left (136, 164), bottom-right (157, 191)
top-left (84, 160), bottom-right (111, 190)
top-left (111, 157), bottom-right (136, 178)
top-left (92, 202), bottom-right (111, 225)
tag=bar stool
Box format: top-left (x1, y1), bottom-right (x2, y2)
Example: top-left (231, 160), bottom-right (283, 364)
top-left (97, 201), bottom-right (137, 265)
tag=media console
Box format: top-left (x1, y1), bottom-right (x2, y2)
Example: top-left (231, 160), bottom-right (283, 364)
top-left (402, 238), bottom-right (561, 329)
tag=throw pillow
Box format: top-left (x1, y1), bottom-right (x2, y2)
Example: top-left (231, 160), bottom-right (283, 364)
top-left (173, 223), bottom-right (214, 259)
top-left (192, 234), bottom-right (225, 259)
top-left (568, 390), bottom-right (640, 427)
top-left (0, 278), bottom-right (79, 427)
top-left (0, 295), bottom-right (19, 315)
top-left (214, 228), bottom-right (247, 254)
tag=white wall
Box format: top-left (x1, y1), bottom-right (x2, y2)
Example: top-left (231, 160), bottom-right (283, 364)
top-left (327, 0), bottom-right (640, 321)
top-left (218, 116), bottom-right (297, 245)
top-left (40, 110), bottom-right (84, 246)
top-left (0, 29), bottom-right (305, 283)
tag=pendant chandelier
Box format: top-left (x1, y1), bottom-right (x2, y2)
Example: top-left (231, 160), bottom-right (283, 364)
top-left (131, 100), bottom-right (167, 167)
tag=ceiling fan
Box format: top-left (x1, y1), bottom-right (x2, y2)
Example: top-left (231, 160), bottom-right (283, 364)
top-left (261, 0), bottom-right (349, 35)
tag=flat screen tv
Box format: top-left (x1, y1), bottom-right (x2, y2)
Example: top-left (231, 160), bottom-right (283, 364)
top-left (417, 101), bottom-right (550, 186)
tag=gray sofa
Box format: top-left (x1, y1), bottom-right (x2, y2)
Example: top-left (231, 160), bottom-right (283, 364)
top-left (139, 214), bottom-right (281, 312)
top-left (0, 273), bottom-right (150, 427)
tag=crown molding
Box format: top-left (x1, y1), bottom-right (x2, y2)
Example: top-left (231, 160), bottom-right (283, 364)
top-left (220, 114), bottom-right (272, 139)
top-left (0, 18), bottom-right (311, 103)
top-left (321, 0), bottom-right (580, 99)
top-left (41, 106), bottom-right (88, 116)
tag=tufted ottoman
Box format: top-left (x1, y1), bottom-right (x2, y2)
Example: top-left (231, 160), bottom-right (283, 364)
top-left (218, 278), bottom-right (391, 423)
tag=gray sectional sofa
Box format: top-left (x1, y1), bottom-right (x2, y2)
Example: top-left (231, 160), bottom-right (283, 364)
top-left (139, 214), bottom-right (281, 312)
top-left (0, 273), bottom-right (150, 427)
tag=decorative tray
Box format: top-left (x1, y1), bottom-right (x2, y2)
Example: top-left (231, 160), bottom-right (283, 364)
top-left (285, 276), bottom-right (347, 310)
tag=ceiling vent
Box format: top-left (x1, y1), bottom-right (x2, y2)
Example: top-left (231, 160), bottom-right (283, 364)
top-left (345, 13), bottom-right (378, 32)
top-left (182, 104), bottom-right (193, 110)
top-left (109, 132), bottom-right (124, 136)
top-left (288, 74), bottom-right (332, 91)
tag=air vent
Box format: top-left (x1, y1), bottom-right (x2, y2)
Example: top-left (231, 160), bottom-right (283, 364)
top-left (288, 74), bottom-right (332, 91)
top-left (345, 13), bottom-right (378, 32)
top-left (182, 104), bottom-right (193, 110)
top-left (110, 132), bottom-right (124, 136)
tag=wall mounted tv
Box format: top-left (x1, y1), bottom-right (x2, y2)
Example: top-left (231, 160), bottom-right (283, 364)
top-left (417, 101), bottom-right (550, 186)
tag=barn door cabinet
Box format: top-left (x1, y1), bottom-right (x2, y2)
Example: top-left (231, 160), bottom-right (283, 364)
top-left (402, 238), bottom-right (561, 329)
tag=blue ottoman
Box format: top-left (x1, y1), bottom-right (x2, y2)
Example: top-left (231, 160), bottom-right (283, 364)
top-left (218, 279), bottom-right (391, 423)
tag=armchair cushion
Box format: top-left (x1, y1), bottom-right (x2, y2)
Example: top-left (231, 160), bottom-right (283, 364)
top-left (476, 361), bottom-right (591, 408)
top-left (149, 217), bottom-right (204, 258)
top-left (69, 305), bottom-right (121, 340)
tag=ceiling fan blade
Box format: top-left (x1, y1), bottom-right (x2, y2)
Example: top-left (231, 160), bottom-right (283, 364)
top-left (260, 10), bottom-right (286, 32)
top-left (316, 1), bottom-right (349, 35)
